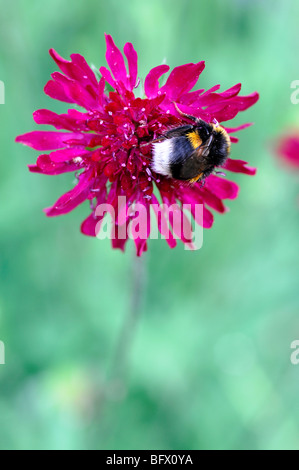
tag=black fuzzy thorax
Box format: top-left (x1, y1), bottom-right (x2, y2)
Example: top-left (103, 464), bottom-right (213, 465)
top-left (169, 121), bottom-right (230, 181)
top-left (197, 122), bottom-right (229, 171)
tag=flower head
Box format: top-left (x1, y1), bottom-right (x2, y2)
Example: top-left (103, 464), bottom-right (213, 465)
top-left (16, 34), bottom-right (259, 256)
top-left (275, 133), bottom-right (299, 169)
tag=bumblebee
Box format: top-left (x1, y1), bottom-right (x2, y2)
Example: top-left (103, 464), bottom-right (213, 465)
top-left (151, 104), bottom-right (231, 183)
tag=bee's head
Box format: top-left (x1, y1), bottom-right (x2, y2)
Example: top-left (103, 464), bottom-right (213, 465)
top-left (195, 120), bottom-right (231, 170)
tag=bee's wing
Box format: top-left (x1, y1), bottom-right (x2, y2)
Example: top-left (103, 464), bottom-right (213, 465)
top-left (177, 137), bottom-right (214, 181)
top-left (194, 135), bottom-right (213, 157)
top-left (164, 125), bottom-right (194, 139)
top-left (176, 150), bottom-right (206, 180)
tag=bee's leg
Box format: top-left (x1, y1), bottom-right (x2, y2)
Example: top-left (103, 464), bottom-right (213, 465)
top-left (149, 137), bottom-right (166, 143)
top-left (173, 101), bottom-right (211, 127)
top-left (198, 134), bottom-right (214, 157)
top-left (173, 102), bottom-right (208, 127)
top-left (140, 136), bottom-right (166, 147)
top-left (188, 172), bottom-right (204, 184)
top-left (214, 170), bottom-right (226, 177)
top-left (173, 102), bottom-right (198, 122)
top-left (140, 125), bottom-right (194, 148)
top-left (212, 118), bottom-right (220, 127)
top-left (164, 125), bottom-right (194, 138)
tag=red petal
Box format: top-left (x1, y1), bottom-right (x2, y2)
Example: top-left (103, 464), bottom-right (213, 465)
top-left (45, 170), bottom-right (94, 216)
top-left (224, 123), bottom-right (253, 133)
top-left (223, 158), bottom-right (257, 175)
top-left (48, 72), bottom-right (98, 110)
top-left (70, 53), bottom-right (99, 88)
top-left (99, 66), bottom-right (117, 90)
top-left (81, 213), bottom-right (98, 237)
top-left (151, 195), bottom-right (177, 248)
top-left (44, 80), bottom-right (73, 103)
top-left (208, 92), bottom-right (260, 122)
top-left (16, 131), bottom-right (83, 150)
top-left (168, 203), bottom-right (194, 244)
top-left (205, 175), bottom-right (239, 200)
top-left (144, 65), bottom-right (170, 98)
top-left (49, 147), bottom-right (89, 163)
top-left (202, 206), bottom-right (214, 228)
top-left (33, 109), bottom-right (87, 131)
top-left (65, 80), bottom-right (98, 110)
top-left (200, 188), bottom-right (227, 213)
top-left (198, 83), bottom-right (242, 107)
top-left (123, 42), bottom-right (138, 90)
top-left (105, 34), bottom-right (128, 87)
top-left (161, 62), bottom-right (205, 100)
top-left (29, 154), bottom-right (79, 175)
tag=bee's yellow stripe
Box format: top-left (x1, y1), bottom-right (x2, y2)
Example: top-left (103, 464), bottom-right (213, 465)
top-left (187, 131), bottom-right (202, 150)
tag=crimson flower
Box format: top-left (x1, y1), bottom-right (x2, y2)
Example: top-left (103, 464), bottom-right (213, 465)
top-left (16, 34), bottom-right (259, 256)
top-left (275, 133), bottom-right (299, 169)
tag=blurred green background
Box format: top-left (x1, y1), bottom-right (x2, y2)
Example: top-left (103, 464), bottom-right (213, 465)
top-left (0, 0), bottom-right (299, 450)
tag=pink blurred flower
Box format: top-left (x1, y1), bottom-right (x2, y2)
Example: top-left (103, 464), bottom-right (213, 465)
top-left (16, 34), bottom-right (259, 256)
top-left (276, 133), bottom-right (299, 169)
